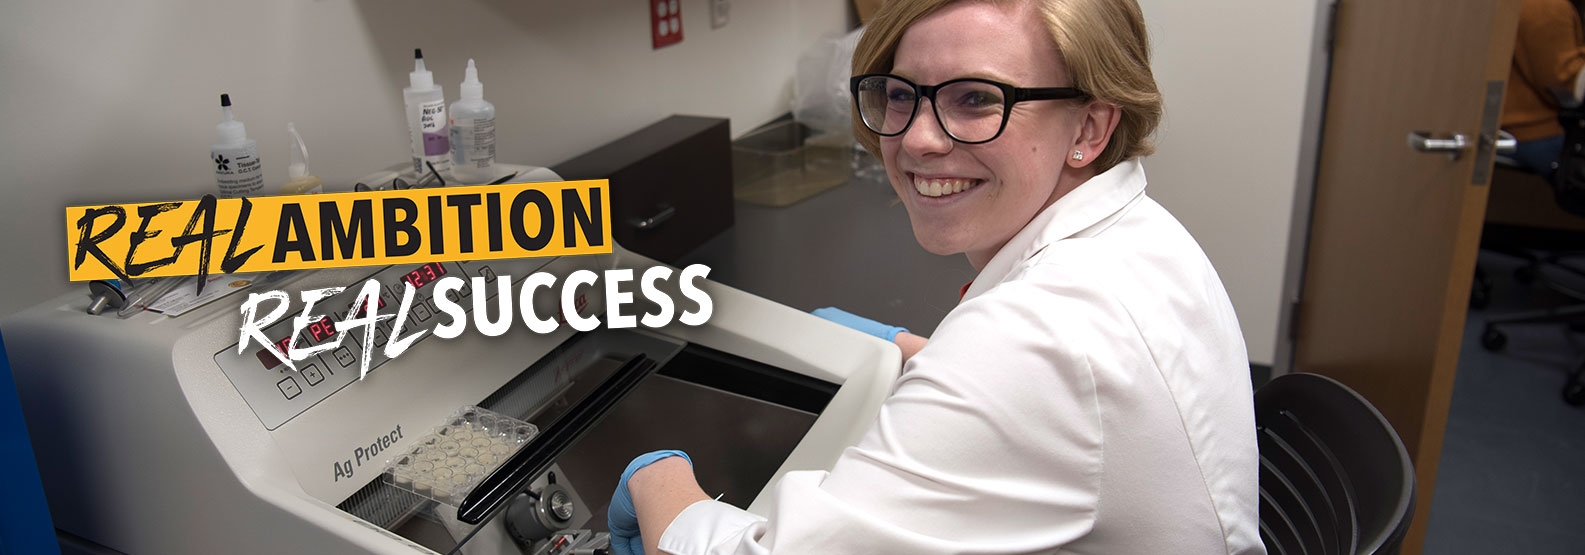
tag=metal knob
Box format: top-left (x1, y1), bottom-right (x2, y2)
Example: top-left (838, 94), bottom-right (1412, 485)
top-left (549, 490), bottom-right (575, 521)
top-left (504, 482), bottom-right (578, 544)
top-left (86, 280), bottom-right (127, 315)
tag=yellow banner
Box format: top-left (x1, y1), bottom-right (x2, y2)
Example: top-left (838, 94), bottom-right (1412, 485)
top-left (66, 180), bottom-right (612, 281)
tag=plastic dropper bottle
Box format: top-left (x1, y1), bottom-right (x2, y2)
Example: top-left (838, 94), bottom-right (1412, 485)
top-left (212, 94), bottom-right (264, 198)
top-left (281, 123), bottom-right (323, 195)
top-left (449, 59), bottom-right (497, 184)
top-left (403, 48), bottom-right (451, 177)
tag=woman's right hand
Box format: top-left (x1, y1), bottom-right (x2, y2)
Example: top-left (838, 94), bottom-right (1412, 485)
top-left (609, 450), bottom-right (692, 555)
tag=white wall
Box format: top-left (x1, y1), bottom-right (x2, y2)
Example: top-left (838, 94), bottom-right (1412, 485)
top-left (1135, 0), bottom-right (1324, 366)
top-left (2, 0), bottom-right (1325, 368)
top-left (0, 0), bottom-right (851, 318)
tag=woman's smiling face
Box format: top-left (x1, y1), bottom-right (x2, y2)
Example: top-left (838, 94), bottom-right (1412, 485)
top-left (882, 0), bottom-right (1091, 269)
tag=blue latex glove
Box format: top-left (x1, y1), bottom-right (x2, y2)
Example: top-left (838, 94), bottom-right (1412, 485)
top-left (812, 307), bottom-right (909, 341)
top-left (609, 450), bottom-right (692, 555)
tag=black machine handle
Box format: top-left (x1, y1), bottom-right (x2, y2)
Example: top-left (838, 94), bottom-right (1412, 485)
top-left (626, 204), bottom-right (676, 230)
top-left (457, 354), bottom-right (659, 524)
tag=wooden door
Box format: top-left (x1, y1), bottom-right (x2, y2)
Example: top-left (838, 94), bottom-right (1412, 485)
top-left (1293, 0), bottom-right (1519, 552)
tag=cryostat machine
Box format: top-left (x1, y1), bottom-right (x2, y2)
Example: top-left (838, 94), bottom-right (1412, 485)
top-left (2, 170), bottom-right (899, 555)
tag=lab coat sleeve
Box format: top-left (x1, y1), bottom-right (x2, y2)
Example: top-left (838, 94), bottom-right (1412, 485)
top-left (656, 276), bottom-right (1108, 554)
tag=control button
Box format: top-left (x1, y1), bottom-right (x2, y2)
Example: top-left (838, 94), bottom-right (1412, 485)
top-left (302, 364), bottom-right (324, 386)
top-left (334, 346), bottom-right (355, 368)
top-left (481, 266), bottom-right (497, 283)
top-left (426, 297), bottom-right (440, 313)
top-left (459, 285), bottom-right (471, 298)
top-left (375, 326), bottom-right (389, 349)
top-left (277, 376), bottom-right (302, 400)
top-left (414, 303), bottom-right (432, 322)
top-left (447, 290), bottom-right (463, 303)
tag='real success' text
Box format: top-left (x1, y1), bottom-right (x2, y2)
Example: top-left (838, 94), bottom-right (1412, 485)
top-left (238, 264), bottom-right (712, 379)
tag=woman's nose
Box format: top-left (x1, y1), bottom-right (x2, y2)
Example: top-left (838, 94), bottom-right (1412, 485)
top-left (901, 100), bottom-right (954, 157)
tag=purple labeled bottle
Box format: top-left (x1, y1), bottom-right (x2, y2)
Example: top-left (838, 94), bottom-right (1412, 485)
top-left (403, 49), bottom-right (452, 176)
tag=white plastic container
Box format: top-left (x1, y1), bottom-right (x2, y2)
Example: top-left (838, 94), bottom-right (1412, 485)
top-left (211, 94), bottom-right (264, 198)
top-left (403, 49), bottom-right (451, 176)
top-left (449, 59), bottom-right (497, 184)
top-left (281, 123), bottom-right (323, 195)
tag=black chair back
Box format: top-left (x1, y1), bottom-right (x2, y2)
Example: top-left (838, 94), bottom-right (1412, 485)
top-left (1255, 373), bottom-right (1416, 555)
top-left (1552, 105), bottom-right (1585, 217)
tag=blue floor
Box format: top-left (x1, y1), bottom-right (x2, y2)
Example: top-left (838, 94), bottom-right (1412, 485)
top-left (1423, 252), bottom-right (1585, 554)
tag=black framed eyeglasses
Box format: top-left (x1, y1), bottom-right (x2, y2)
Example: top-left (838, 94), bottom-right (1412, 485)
top-left (850, 73), bottom-right (1089, 144)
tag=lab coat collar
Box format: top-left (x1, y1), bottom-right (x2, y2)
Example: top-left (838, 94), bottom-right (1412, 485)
top-left (960, 158), bottom-right (1148, 303)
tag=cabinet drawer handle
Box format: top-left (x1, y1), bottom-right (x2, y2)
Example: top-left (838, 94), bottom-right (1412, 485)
top-left (627, 204), bottom-right (676, 230)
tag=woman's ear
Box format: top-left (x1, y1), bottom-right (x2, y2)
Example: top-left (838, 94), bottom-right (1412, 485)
top-left (1068, 101), bottom-right (1122, 168)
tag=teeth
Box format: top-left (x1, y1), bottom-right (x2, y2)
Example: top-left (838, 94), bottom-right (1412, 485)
top-left (912, 176), bottom-right (979, 198)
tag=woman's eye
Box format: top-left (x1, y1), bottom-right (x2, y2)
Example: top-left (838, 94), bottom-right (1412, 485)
top-left (886, 88), bottom-right (917, 103)
top-left (954, 90), bottom-right (1000, 108)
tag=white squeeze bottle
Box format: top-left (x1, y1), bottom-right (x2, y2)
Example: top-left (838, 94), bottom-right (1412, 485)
top-left (212, 94), bottom-right (264, 198)
top-left (449, 59), bottom-right (497, 184)
top-left (404, 48), bottom-right (451, 176)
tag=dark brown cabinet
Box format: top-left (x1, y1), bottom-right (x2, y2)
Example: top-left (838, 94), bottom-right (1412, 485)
top-left (552, 115), bottom-right (734, 265)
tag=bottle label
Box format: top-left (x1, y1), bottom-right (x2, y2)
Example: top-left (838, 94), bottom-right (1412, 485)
top-left (450, 116), bottom-right (497, 169)
top-left (214, 145), bottom-right (264, 198)
top-left (419, 99), bottom-right (450, 157)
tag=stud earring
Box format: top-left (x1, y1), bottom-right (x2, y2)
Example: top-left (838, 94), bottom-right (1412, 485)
top-left (1071, 150), bottom-right (1084, 162)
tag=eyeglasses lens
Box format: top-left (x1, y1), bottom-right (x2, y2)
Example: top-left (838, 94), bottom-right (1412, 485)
top-left (856, 76), bottom-right (1008, 143)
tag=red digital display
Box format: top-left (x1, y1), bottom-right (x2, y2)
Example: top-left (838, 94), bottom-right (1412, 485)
top-left (348, 294), bottom-right (387, 317)
top-left (257, 348), bottom-right (283, 370)
top-left (258, 334), bottom-right (295, 370)
top-left (403, 262), bottom-right (448, 291)
top-left (307, 316), bottom-right (337, 343)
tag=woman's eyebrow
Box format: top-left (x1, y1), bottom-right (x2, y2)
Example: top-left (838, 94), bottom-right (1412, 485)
top-left (890, 70), bottom-right (1021, 85)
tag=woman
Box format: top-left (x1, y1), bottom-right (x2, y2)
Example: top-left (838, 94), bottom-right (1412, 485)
top-left (607, 0), bottom-right (1263, 553)
top-left (1501, 0), bottom-right (1585, 181)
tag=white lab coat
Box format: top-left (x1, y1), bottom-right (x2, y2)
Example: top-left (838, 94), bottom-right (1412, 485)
top-left (658, 159), bottom-right (1264, 554)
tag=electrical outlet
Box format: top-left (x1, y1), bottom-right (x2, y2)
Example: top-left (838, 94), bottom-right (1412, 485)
top-left (710, 0), bottom-right (730, 29)
top-left (652, 0), bottom-right (684, 49)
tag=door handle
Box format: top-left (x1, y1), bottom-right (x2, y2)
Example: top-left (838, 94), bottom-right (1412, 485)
top-left (1493, 130), bottom-right (1517, 155)
top-left (1408, 131), bottom-right (1469, 159)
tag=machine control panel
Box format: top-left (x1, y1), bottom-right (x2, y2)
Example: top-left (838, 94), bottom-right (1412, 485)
top-left (214, 257), bottom-right (559, 430)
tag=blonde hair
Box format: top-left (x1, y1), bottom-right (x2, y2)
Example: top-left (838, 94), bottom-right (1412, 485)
top-left (851, 0), bottom-right (1161, 170)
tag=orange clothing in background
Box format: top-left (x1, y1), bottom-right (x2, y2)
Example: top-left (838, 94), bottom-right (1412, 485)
top-left (1504, 0), bottom-right (1585, 141)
